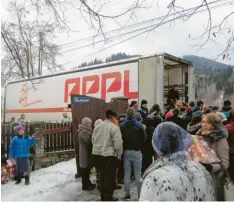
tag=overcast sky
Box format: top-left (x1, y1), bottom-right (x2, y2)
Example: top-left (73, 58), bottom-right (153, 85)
top-left (1, 0), bottom-right (234, 72)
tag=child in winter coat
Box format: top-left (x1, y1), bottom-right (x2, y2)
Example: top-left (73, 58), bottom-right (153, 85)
top-left (9, 125), bottom-right (36, 185)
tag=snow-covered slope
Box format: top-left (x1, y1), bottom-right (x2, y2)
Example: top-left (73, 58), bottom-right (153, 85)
top-left (1, 159), bottom-right (138, 201)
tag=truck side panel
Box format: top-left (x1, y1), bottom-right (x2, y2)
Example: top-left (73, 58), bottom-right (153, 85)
top-left (5, 62), bottom-right (139, 122)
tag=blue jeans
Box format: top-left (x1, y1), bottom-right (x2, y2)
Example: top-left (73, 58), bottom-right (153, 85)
top-left (124, 150), bottom-right (142, 198)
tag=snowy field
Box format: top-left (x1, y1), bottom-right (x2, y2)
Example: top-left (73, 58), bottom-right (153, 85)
top-left (1, 159), bottom-right (138, 201)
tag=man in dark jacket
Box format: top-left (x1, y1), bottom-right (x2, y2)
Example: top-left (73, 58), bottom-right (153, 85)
top-left (120, 107), bottom-right (145, 200)
top-left (138, 100), bottom-right (148, 121)
top-left (167, 85), bottom-right (179, 104)
top-left (142, 110), bottom-right (163, 173)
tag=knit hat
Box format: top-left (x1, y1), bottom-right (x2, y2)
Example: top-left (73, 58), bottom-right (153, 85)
top-left (135, 112), bottom-right (142, 122)
top-left (105, 109), bottom-right (117, 118)
top-left (126, 107), bottom-right (135, 118)
top-left (15, 125), bottom-right (25, 132)
top-left (152, 122), bottom-right (192, 155)
top-left (189, 101), bottom-right (195, 108)
top-left (141, 99), bottom-right (148, 106)
top-left (129, 100), bottom-right (137, 107)
top-left (165, 112), bottom-right (173, 119)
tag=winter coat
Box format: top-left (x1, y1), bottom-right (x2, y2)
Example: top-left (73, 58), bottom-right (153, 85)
top-left (78, 124), bottom-right (92, 168)
top-left (9, 135), bottom-right (35, 158)
top-left (92, 120), bottom-right (123, 159)
top-left (221, 106), bottom-right (232, 118)
top-left (143, 112), bottom-right (163, 156)
top-left (196, 128), bottom-right (229, 177)
top-left (225, 121), bottom-right (234, 153)
top-left (138, 107), bottom-right (148, 120)
top-left (140, 151), bottom-right (214, 201)
top-left (165, 115), bottom-right (187, 130)
top-left (187, 122), bottom-right (201, 135)
top-left (120, 117), bottom-right (145, 151)
top-left (192, 105), bottom-right (203, 117)
top-left (167, 88), bottom-right (179, 101)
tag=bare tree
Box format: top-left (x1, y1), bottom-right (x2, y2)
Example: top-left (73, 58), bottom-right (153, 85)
top-left (29, 0), bottom-right (234, 60)
top-left (1, 1), bottom-right (61, 86)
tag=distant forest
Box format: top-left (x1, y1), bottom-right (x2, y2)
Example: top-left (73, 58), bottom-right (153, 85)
top-left (75, 52), bottom-right (234, 95)
top-left (77, 52), bottom-right (140, 68)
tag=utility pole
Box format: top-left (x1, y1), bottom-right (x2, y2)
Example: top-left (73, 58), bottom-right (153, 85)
top-left (38, 32), bottom-right (43, 75)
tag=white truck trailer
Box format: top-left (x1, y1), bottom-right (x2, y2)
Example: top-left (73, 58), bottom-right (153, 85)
top-left (4, 52), bottom-right (195, 123)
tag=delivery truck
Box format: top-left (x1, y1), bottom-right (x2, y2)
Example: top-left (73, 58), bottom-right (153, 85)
top-left (4, 52), bottom-right (195, 123)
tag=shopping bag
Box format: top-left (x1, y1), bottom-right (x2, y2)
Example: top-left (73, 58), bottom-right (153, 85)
top-left (1, 164), bottom-right (9, 184)
top-left (6, 159), bottom-right (16, 180)
top-left (186, 135), bottom-right (220, 164)
top-left (223, 169), bottom-right (234, 201)
top-left (224, 181), bottom-right (234, 201)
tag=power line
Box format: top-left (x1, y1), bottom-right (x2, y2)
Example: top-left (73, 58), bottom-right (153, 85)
top-left (61, 0), bottom-right (234, 65)
top-left (86, 0), bottom-right (234, 57)
top-left (59, 0), bottom-right (229, 48)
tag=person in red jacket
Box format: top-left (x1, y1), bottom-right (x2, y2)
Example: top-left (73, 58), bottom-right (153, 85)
top-left (225, 109), bottom-right (234, 181)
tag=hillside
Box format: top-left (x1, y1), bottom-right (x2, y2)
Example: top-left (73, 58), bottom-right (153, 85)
top-left (183, 55), bottom-right (233, 69)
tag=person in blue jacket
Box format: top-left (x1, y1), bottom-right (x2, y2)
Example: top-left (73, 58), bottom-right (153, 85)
top-left (9, 125), bottom-right (36, 185)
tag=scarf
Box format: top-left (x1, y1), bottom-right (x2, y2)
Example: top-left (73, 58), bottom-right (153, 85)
top-left (78, 124), bottom-right (92, 132)
top-left (196, 127), bottom-right (228, 142)
top-left (187, 123), bottom-right (201, 133)
top-left (142, 151), bottom-right (188, 181)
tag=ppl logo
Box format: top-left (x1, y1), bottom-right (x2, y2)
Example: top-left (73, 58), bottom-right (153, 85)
top-left (64, 70), bottom-right (138, 102)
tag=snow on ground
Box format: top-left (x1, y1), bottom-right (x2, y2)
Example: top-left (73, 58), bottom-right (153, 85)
top-left (1, 159), bottom-right (138, 201)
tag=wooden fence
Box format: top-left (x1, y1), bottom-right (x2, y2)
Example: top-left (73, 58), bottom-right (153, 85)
top-left (1, 122), bottom-right (73, 159)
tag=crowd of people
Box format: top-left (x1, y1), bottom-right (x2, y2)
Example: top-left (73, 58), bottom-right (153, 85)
top-left (77, 98), bottom-right (234, 201)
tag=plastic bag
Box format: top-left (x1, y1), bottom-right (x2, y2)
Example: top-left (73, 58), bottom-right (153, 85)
top-left (186, 135), bottom-right (220, 164)
top-left (1, 164), bottom-right (9, 184)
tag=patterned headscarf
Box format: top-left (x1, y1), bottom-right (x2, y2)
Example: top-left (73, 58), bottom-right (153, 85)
top-left (152, 122), bottom-right (192, 156)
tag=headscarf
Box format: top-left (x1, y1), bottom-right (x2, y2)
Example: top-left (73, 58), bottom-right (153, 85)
top-left (152, 122), bottom-right (192, 156)
top-left (135, 112), bottom-right (142, 122)
top-left (79, 117), bottom-right (92, 132)
top-left (15, 125), bottom-right (25, 133)
top-left (94, 119), bottom-right (103, 127)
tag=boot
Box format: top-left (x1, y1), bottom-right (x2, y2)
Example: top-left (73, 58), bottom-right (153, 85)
top-left (25, 176), bottom-right (30, 185)
top-left (82, 183), bottom-right (95, 191)
top-left (75, 173), bottom-right (81, 178)
top-left (15, 175), bottom-right (22, 184)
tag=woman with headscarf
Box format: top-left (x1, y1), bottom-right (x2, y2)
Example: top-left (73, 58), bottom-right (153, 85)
top-left (225, 110), bottom-right (234, 181)
top-left (78, 117), bottom-right (95, 191)
top-left (196, 113), bottom-right (229, 200)
top-left (140, 122), bottom-right (214, 201)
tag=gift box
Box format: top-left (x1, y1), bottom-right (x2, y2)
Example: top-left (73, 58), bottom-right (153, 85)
top-left (186, 135), bottom-right (220, 164)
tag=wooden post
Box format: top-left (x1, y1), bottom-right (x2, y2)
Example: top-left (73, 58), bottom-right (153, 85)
top-left (34, 134), bottom-right (45, 170)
